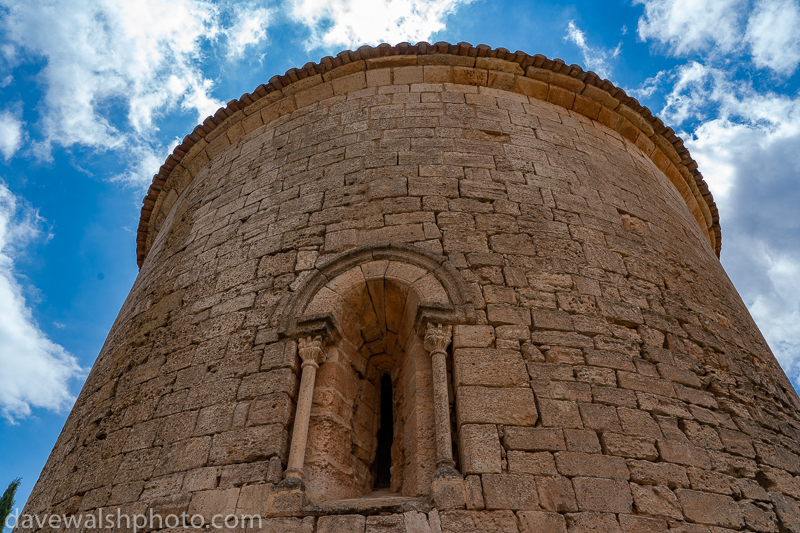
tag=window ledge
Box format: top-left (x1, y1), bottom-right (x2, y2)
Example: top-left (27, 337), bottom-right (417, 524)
top-left (303, 492), bottom-right (432, 516)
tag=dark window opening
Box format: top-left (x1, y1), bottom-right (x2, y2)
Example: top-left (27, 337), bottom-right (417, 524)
top-left (374, 374), bottom-right (393, 489)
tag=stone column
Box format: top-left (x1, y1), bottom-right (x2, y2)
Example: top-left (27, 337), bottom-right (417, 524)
top-left (284, 335), bottom-right (325, 480)
top-left (424, 322), bottom-right (455, 469)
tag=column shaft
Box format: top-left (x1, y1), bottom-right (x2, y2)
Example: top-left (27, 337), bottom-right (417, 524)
top-left (424, 323), bottom-right (455, 469)
top-left (285, 362), bottom-right (318, 478)
top-left (284, 336), bottom-right (325, 480)
top-left (430, 349), bottom-right (454, 468)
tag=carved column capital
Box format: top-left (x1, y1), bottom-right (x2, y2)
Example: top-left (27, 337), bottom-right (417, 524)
top-left (424, 323), bottom-right (452, 356)
top-left (298, 335), bottom-right (325, 369)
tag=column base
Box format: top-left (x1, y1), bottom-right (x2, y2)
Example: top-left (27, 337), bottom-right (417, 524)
top-left (431, 466), bottom-right (467, 510)
top-left (267, 477), bottom-right (309, 517)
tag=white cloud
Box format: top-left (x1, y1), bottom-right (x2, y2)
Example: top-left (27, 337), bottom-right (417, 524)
top-left (0, 110), bottom-right (23, 160)
top-left (564, 20), bottom-right (620, 80)
top-left (0, 182), bottom-right (83, 422)
top-left (290, 0), bottom-right (469, 50)
top-left (635, 0), bottom-right (800, 75)
top-left (634, 0), bottom-right (745, 55)
top-left (746, 0), bottom-right (800, 73)
top-left (0, 0), bottom-right (249, 185)
top-left (225, 5), bottom-right (273, 57)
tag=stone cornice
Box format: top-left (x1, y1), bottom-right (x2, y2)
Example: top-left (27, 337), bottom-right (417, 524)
top-left (136, 41), bottom-right (721, 268)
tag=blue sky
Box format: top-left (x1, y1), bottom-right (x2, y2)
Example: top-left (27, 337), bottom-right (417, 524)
top-left (1, 0), bottom-right (799, 519)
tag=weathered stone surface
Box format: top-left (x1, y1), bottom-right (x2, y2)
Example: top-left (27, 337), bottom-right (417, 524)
top-left (208, 425), bottom-right (287, 465)
top-left (439, 510), bottom-right (519, 533)
top-left (503, 427), bottom-right (565, 452)
top-left (555, 452), bottom-right (630, 479)
top-left (630, 483), bottom-right (683, 519)
top-left (565, 512), bottom-right (623, 533)
top-left (536, 475), bottom-right (578, 512)
top-left (317, 514), bottom-right (367, 533)
top-left (572, 477), bottom-right (633, 513)
top-left (507, 451), bottom-right (557, 475)
top-left (453, 349), bottom-right (529, 387)
top-left (627, 459), bottom-right (689, 488)
top-left (187, 487), bottom-right (240, 520)
top-left (366, 514), bottom-right (406, 532)
top-left (618, 514), bottom-right (668, 533)
top-left (460, 424), bottom-right (502, 474)
top-left (675, 489), bottom-right (745, 528)
top-left (482, 473), bottom-right (539, 510)
top-left (233, 484), bottom-right (272, 517)
top-left (517, 510), bottom-right (566, 533)
top-left (456, 386), bottom-right (538, 426)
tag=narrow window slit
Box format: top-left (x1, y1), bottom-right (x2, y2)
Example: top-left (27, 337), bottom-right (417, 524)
top-left (374, 374), bottom-right (393, 490)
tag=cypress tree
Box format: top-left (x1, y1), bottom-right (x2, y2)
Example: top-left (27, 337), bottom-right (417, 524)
top-left (0, 478), bottom-right (21, 531)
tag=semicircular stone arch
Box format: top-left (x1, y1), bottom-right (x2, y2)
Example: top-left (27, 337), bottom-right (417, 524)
top-left (277, 243), bottom-right (476, 340)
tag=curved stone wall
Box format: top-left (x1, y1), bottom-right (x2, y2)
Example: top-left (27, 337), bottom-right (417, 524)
top-left (19, 47), bottom-right (800, 533)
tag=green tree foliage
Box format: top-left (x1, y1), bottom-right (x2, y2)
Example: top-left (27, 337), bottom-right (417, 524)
top-left (0, 478), bottom-right (21, 531)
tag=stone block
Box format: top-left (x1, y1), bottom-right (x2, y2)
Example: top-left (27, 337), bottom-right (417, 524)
top-left (555, 452), bottom-right (629, 480)
top-left (532, 308), bottom-right (574, 331)
top-left (717, 428), bottom-right (756, 458)
top-left (656, 440), bottom-right (711, 470)
top-left (675, 489), bottom-right (745, 529)
top-left (432, 473), bottom-right (467, 510)
top-left (438, 510), bottom-right (520, 533)
top-left (517, 510), bottom-right (567, 533)
top-left (487, 305), bottom-right (532, 326)
top-left (536, 475), bottom-right (578, 512)
top-left (459, 424), bottom-right (502, 474)
top-left (404, 511), bottom-right (433, 533)
top-left (507, 451), bottom-right (557, 475)
top-left (601, 433), bottom-right (658, 460)
top-left (209, 425), bottom-right (288, 465)
top-left (617, 371), bottom-right (675, 397)
top-left (618, 514), bottom-right (668, 533)
top-left (183, 467), bottom-right (221, 492)
top-left (754, 442), bottom-right (800, 475)
top-left (464, 475), bottom-right (485, 510)
top-left (578, 402), bottom-right (622, 432)
top-left (187, 487), bottom-right (240, 521)
top-left (456, 386), bottom-right (538, 426)
top-left (740, 500), bottom-right (778, 532)
top-left (565, 512), bottom-right (622, 533)
top-left (630, 483), bottom-right (683, 519)
top-left (759, 465), bottom-right (800, 499)
top-left (317, 515), bottom-right (367, 533)
top-left (618, 408), bottom-right (663, 439)
top-left (366, 515), bottom-right (405, 532)
top-left (657, 363), bottom-right (702, 388)
top-left (563, 429), bottom-right (601, 453)
top-left (572, 477), bottom-right (633, 513)
top-left (688, 466), bottom-right (739, 496)
top-left (504, 427), bottom-right (565, 451)
top-left (267, 478), bottom-right (309, 517)
top-left (453, 348), bottom-right (529, 387)
top-left (482, 473), bottom-right (539, 510)
top-left (236, 483), bottom-right (272, 516)
top-left (154, 436), bottom-right (212, 476)
top-left (773, 493), bottom-right (800, 533)
top-left (452, 325), bottom-right (495, 348)
top-left (627, 459), bottom-right (689, 488)
top-left (538, 399), bottom-right (583, 428)
top-left (596, 297), bottom-right (643, 326)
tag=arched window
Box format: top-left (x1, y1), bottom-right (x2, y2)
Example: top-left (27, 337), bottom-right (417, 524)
top-left (276, 245), bottom-right (475, 503)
